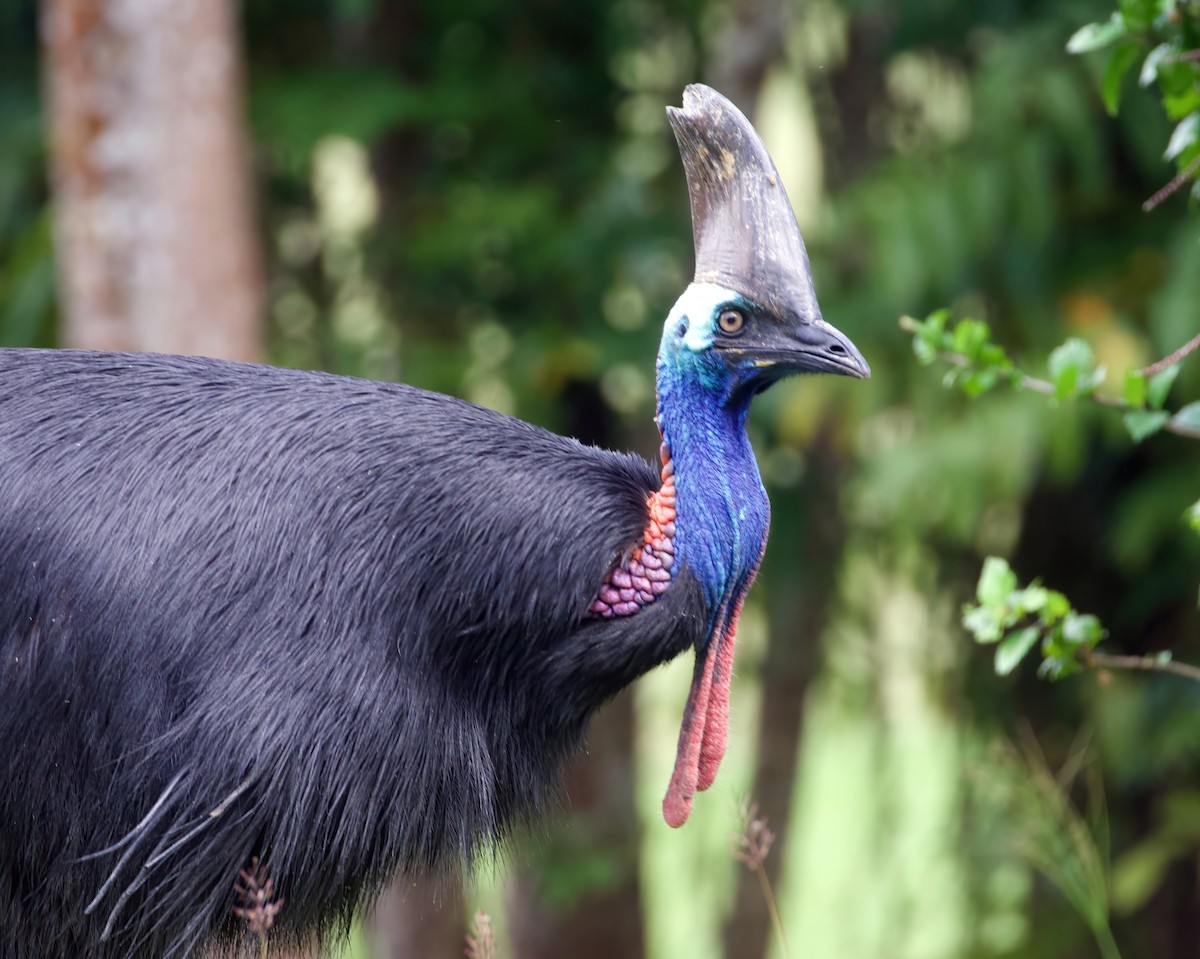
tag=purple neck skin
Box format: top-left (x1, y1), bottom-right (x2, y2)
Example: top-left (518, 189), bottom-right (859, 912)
top-left (589, 443), bottom-right (677, 618)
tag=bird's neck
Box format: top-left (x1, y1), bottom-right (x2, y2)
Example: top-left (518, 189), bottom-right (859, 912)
top-left (654, 363), bottom-right (770, 616)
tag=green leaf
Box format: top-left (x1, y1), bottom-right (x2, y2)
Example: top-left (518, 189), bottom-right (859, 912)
top-left (1124, 409), bottom-right (1170, 442)
top-left (1163, 87), bottom-right (1200, 122)
top-left (977, 556), bottom-right (1017, 606)
top-left (1148, 364), bottom-right (1180, 408)
top-left (1184, 499), bottom-right (1200, 533)
top-left (1123, 369), bottom-right (1147, 408)
top-left (964, 604), bottom-right (1004, 644)
top-left (1165, 113), bottom-right (1200, 162)
top-left (958, 367), bottom-right (1002, 397)
top-left (1048, 338), bottom-right (1096, 399)
top-left (923, 308), bottom-right (950, 331)
top-left (1102, 40), bottom-right (1141, 115)
top-left (1011, 586), bottom-right (1049, 614)
top-left (912, 335), bottom-right (937, 365)
top-left (1066, 14), bottom-right (1126, 54)
top-left (1139, 42), bottom-right (1174, 87)
top-left (1038, 652), bottom-right (1081, 681)
top-left (1170, 401), bottom-right (1200, 431)
top-left (1062, 612), bottom-right (1105, 648)
top-left (996, 627), bottom-right (1041, 676)
top-left (952, 319), bottom-right (991, 361)
top-left (1043, 590), bottom-right (1072, 622)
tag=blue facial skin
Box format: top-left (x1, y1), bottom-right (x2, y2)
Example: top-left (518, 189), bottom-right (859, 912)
top-left (655, 283), bottom-right (773, 627)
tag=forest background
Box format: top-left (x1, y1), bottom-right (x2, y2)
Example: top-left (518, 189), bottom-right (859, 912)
top-left (2, 0), bottom-right (1199, 957)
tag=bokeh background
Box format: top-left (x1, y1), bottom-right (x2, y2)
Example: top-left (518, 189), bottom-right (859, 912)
top-left (2, 1), bottom-right (1199, 957)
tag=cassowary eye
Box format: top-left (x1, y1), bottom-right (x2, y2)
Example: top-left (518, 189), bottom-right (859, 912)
top-left (717, 309), bottom-right (745, 335)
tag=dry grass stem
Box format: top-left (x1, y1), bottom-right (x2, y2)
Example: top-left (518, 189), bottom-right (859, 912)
top-left (465, 910), bottom-right (498, 959)
top-left (732, 800), bottom-right (790, 959)
top-left (233, 857), bottom-right (283, 959)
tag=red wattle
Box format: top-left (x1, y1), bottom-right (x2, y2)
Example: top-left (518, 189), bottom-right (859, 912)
top-left (662, 627), bottom-right (721, 828)
top-left (696, 596), bottom-right (745, 791)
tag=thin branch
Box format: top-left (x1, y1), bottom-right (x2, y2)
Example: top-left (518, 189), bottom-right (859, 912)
top-left (1002, 371), bottom-right (1200, 439)
top-left (1179, 49), bottom-right (1200, 62)
top-left (1088, 652), bottom-right (1200, 683)
top-left (899, 317), bottom-right (1200, 440)
top-left (1142, 153), bottom-right (1200, 212)
top-left (1140, 331), bottom-right (1200, 378)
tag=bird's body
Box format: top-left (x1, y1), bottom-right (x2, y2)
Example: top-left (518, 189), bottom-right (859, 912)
top-left (0, 86), bottom-right (868, 958)
top-left (0, 348), bottom-right (713, 956)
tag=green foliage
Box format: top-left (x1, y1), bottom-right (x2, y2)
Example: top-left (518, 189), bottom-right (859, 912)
top-left (904, 311), bottom-right (1014, 397)
top-left (964, 558), bottom-right (1107, 679)
top-left (1185, 497), bottom-right (1200, 531)
top-left (1067, 0), bottom-right (1200, 198)
top-left (1047, 338), bottom-right (1107, 399)
top-left (904, 309), bottom-right (1200, 449)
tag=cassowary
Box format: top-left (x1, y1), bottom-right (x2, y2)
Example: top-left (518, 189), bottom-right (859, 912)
top-left (0, 85), bottom-right (867, 958)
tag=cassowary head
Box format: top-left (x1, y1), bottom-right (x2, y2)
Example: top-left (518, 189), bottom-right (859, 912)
top-left (652, 85), bottom-right (869, 826)
top-left (658, 84), bottom-right (869, 397)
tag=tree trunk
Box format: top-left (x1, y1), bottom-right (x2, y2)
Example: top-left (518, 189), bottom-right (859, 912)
top-left (507, 688), bottom-right (646, 959)
top-left (43, 0), bottom-right (263, 359)
top-left (369, 879), bottom-right (464, 959)
top-left (706, 0), bottom-right (785, 116)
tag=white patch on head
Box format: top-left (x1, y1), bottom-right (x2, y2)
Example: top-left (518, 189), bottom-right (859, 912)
top-left (663, 282), bottom-right (744, 354)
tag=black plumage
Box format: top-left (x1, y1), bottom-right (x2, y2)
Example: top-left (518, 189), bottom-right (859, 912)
top-left (0, 349), bottom-right (707, 957)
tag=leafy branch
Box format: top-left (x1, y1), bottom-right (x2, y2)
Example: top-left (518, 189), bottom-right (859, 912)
top-left (900, 311), bottom-right (1200, 442)
top-left (1067, 0), bottom-right (1200, 208)
top-left (964, 557), bottom-right (1200, 682)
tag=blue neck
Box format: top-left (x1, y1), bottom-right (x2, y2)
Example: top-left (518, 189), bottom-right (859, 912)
top-left (655, 358), bottom-right (770, 618)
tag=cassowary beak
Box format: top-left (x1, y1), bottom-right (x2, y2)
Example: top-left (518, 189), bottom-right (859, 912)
top-left (724, 316), bottom-right (871, 381)
top-left (667, 84), bottom-right (869, 382)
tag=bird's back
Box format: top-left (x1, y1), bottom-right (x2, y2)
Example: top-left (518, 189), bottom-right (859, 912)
top-left (0, 348), bottom-right (706, 957)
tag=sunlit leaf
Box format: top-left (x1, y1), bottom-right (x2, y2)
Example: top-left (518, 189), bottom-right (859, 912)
top-left (996, 627), bottom-right (1041, 675)
top-left (1066, 14), bottom-right (1126, 53)
top-left (1170, 402), bottom-right (1200, 431)
top-left (1185, 500), bottom-right (1200, 533)
top-left (1164, 113), bottom-right (1200, 161)
top-left (1043, 590), bottom-right (1072, 622)
top-left (1124, 409), bottom-right (1170, 442)
top-left (1063, 613), bottom-right (1105, 648)
top-left (1147, 364), bottom-right (1180, 408)
top-left (1012, 586), bottom-right (1049, 614)
top-left (1049, 338), bottom-right (1097, 399)
top-left (1139, 42), bottom-right (1174, 86)
top-left (1123, 369), bottom-right (1147, 408)
top-left (964, 604), bottom-right (1004, 644)
top-left (978, 556), bottom-right (1018, 606)
top-left (952, 319), bottom-right (991, 361)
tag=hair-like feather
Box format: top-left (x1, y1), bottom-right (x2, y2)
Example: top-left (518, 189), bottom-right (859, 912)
top-left (0, 349), bottom-right (708, 958)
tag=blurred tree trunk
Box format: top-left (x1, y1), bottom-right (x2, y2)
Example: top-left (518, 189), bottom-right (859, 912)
top-left (722, 427), bottom-right (849, 959)
top-left (42, 0), bottom-right (263, 359)
top-left (706, 0), bottom-right (784, 115)
top-left (507, 688), bottom-right (645, 959)
top-left (369, 879), bottom-right (464, 959)
top-left (507, 384), bottom-right (645, 959)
